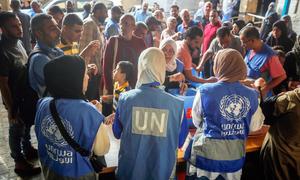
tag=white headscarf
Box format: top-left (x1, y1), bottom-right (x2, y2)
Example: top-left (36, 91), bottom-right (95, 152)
top-left (159, 38), bottom-right (177, 72)
top-left (135, 48), bottom-right (166, 88)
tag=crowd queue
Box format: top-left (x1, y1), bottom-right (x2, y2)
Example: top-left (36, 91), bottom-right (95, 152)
top-left (0, 0), bottom-right (299, 179)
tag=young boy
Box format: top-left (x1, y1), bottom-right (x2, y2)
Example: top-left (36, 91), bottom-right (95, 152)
top-left (112, 61), bottom-right (134, 111)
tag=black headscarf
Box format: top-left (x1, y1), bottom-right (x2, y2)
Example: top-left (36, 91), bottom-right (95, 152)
top-left (44, 55), bottom-right (86, 99)
top-left (266, 20), bottom-right (294, 53)
top-left (234, 20), bottom-right (246, 32)
top-left (260, 12), bottom-right (279, 41)
top-left (273, 20), bottom-right (288, 38)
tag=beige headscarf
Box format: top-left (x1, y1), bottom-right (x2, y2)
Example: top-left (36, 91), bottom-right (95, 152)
top-left (135, 47), bottom-right (166, 88)
top-left (159, 38), bottom-right (177, 72)
top-left (213, 49), bottom-right (247, 82)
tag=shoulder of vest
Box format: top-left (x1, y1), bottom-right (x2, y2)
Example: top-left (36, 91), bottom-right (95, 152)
top-left (263, 44), bottom-right (276, 55)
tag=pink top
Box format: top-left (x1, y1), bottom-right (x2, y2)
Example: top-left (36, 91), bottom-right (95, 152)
top-left (202, 22), bottom-right (221, 54)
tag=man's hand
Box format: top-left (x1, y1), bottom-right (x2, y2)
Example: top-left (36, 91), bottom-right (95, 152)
top-left (80, 40), bottom-right (100, 60)
top-left (195, 65), bottom-right (204, 72)
top-left (170, 73), bottom-right (185, 82)
top-left (205, 77), bottom-right (218, 83)
top-left (104, 113), bottom-right (115, 125)
top-left (101, 95), bottom-right (113, 103)
top-left (254, 78), bottom-right (266, 88)
top-left (240, 79), bottom-right (255, 87)
top-left (179, 82), bottom-right (188, 95)
top-left (87, 40), bottom-right (101, 55)
top-left (90, 100), bottom-right (102, 111)
top-left (87, 64), bottom-right (98, 76)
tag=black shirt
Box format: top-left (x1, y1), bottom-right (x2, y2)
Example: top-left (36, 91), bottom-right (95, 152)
top-left (0, 36), bottom-right (27, 98)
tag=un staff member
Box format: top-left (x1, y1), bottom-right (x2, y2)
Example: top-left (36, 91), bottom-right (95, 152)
top-left (113, 47), bottom-right (185, 180)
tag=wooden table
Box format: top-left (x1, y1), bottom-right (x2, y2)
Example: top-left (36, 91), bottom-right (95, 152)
top-left (100, 124), bottom-right (269, 174)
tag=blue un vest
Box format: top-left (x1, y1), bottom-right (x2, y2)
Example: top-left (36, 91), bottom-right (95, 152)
top-left (115, 84), bottom-right (184, 180)
top-left (35, 98), bottom-right (104, 178)
top-left (245, 43), bottom-right (275, 80)
top-left (191, 82), bottom-right (258, 172)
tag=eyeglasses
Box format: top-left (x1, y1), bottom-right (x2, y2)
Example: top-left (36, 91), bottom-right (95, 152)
top-left (242, 39), bottom-right (253, 44)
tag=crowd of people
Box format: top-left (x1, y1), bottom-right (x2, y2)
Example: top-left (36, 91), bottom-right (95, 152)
top-left (0, 0), bottom-right (299, 179)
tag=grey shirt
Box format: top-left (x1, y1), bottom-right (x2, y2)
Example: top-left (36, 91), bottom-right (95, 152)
top-left (208, 35), bottom-right (243, 55)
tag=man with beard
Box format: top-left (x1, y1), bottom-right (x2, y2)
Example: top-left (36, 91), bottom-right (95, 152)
top-left (170, 4), bottom-right (182, 32)
top-left (29, 14), bottom-right (63, 97)
top-left (79, 2), bottom-right (107, 100)
top-left (10, 0), bottom-right (31, 54)
top-left (0, 12), bottom-right (41, 177)
top-left (104, 6), bottom-right (122, 40)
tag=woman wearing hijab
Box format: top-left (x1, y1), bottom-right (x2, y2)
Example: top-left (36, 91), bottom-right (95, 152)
top-left (260, 88), bottom-right (300, 180)
top-left (260, 12), bottom-right (279, 41)
top-left (34, 55), bottom-right (111, 179)
top-left (185, 49), bottom-right (264, 180)
top-left (112, 48), bottom-right (186, 180)
top-left (265, 2), bottom-right (275, 18)
top-left (284, 35), bottom-right (300, 90)
top-left (266, 20), bottom-right (294, 53)
top-left (232, 19), bottom-right (246, 36)
top-left (159, 38), bottom-right (187, 93)
top-left (282, 15), bottom-right (297, 44)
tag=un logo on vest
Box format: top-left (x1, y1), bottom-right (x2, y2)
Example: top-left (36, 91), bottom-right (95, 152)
top-left (41, 115), bottom-right (74, 147)
top-left (219, 94), bottom-right (250, 122)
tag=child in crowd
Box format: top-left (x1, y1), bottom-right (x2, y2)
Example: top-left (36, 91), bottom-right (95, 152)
top-left (102, 61), bottom-right (134, 111)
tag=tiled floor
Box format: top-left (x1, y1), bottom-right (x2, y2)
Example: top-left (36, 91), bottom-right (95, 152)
top-left (0, 101), bottom-right (43, 180)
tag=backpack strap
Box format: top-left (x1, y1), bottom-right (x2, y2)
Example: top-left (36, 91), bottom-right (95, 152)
top-left (27, 47), bottom-right (51, 97)
top-left (27, 47), bottom-right (50, 67)
top-left (49, 99), bottom-right (91, 157)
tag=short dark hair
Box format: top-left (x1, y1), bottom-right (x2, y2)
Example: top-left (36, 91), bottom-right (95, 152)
top-left (63, 13), bottom-right (83, 26)
top-left (92, 2), bottom-right (106, 13)
top-left (145, 16), bottom-right (161, 26)
top-left (30, 13), bottom-right (52, 35)
top-left (240, 26), bottom-right (260, 40)
top-left (66, 0), bottom-right (73, 5)
top-left (185, 26), bottom-right (203, 40)
top-left (0, 11), bottom-right (17, 28)
top-left (111, 6), bottom-right (121, 14)
top-left (83, 2), bottom-right (91, 11)
top-left (10, 0), bottom-right (21, 10)
top-left (170, 4), bottom-right (179, 10)
top-left (48, 5), bottom-right (64, 15)
top-left (217, 26), bottom-right (231, 38)
top-left (136, 22), bottom-right (148, 31)
top-left (117, 61), bottom-right (134, 83)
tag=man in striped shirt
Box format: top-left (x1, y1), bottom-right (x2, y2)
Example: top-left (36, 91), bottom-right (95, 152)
top-left (57, 13), bottom-right (100, 63)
